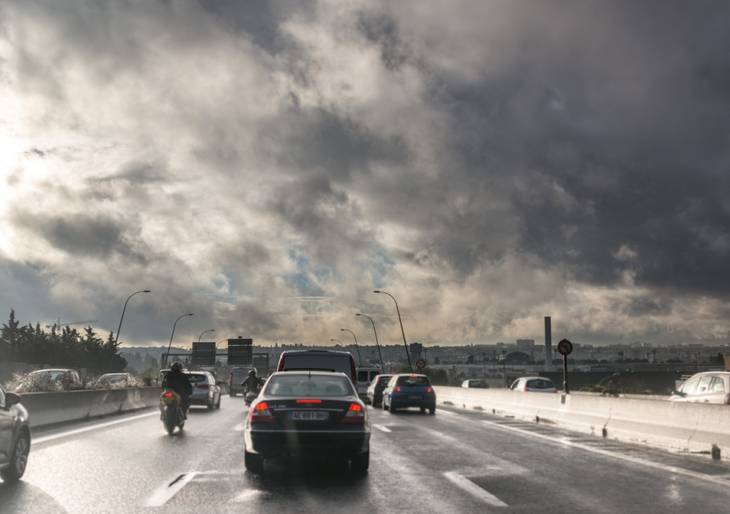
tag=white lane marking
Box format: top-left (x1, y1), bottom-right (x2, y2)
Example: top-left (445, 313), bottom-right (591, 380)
top-left (145, 472), bottom-right (198, 507)
top-left (414, 425), bottom-right (527, 475)
top-left (438, 409), bottom-right (461, 417)
top-left (373, 424), bottom-right (392, 433)
top-left (229, 489), bottom-right (269, 503)
top-left (444, 471), bottom-right (508, 508)
top-left (33, 411), bottom-right (158, 444)
top-left (480, 419), bottom-right (730, 488)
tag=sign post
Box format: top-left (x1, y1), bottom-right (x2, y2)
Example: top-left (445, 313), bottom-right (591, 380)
top-left (557, 338), bottom-right (573, 394)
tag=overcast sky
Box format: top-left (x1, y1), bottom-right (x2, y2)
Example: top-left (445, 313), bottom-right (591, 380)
top-left (1, 0), bottom-right (729, 347)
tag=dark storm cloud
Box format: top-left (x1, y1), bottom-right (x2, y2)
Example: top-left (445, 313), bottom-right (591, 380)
top-left (12, 211), bottom-right (147, 263)
top-left (376, 0), bottom-right (730, 297)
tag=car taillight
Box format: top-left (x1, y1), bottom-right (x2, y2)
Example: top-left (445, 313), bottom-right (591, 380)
top-left (426, 386), bottom-right (433, 393)
top-left (248, 401), bottom-right (274, 423)
top-left (394, 386), bottom-right (401, 392)
top-left (342, 403), bottom-right (365, 424)
top-left (162, 391), bottom-right (175, 399)
top-left (296, 399), bottom-right (322, 404)
top-left (198, 384), bottom-right (209, 390)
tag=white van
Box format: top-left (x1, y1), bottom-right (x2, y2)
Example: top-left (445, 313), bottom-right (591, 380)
top-left (356, 367), bottom-right (381, 397)
top-left (277, 350), bottom-right (357, 382)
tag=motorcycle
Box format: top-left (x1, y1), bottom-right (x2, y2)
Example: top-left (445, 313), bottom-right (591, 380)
top-left (160, 389), bottom-right (185, 435)
top-left (244, 389), bottom-right (258, 406)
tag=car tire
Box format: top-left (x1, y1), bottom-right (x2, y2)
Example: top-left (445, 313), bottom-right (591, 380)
top-left (420, 407), bottom-right (426, 414)
top-left (215, 396), bottom-right (221, 409)
top-left (390, 405), bottom-right (397, 414)
top-left (429, 407), bottom-right (435, 415)
top-left (383, 400), bottom-right (389, 411)
top-left (245, 451), bottom-right (264, 474)
top-left (229, 392), bottom-right (236, 398)
top-left (1, 431), bottom-right (30, 483)
top-left (207, 398), bottom-right (215, 410)
top-left (351, 451), bottom-right (369, 474)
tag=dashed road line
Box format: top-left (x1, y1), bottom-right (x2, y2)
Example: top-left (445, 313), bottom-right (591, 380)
top-left (145, 472), bottom-right (198, 507)
top-left (373, 424), bottom-right (392, 433)
top-left (444, 471), bottom-right (508, 507)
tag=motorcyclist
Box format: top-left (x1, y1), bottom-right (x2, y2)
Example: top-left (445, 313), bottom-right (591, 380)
top-left (162, 362), bottom-right (193, 417)
top-left (241, 368), bottom-right (263, 395)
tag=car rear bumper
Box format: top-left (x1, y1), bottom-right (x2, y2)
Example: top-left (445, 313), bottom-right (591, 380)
top-left (245, 428), bottom-right (370, 457)
top-left (389, 394), bottom-right (436, 409)
top-left (189, 394), bottom-right (214, 404)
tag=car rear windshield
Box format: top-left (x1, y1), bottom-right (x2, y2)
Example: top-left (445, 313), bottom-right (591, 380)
top-left (265, 374), bottom-right (354, 397)
top-left (187, 374), bottom-right (209, 383)
top-left (396, 375), bottom-right (430, 386)
top-left (282, 353), bottom-right (352, 375)
top-left (526, 379), bottom-right (554, 389)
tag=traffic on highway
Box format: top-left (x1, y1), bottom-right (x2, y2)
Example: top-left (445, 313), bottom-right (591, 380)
top-left (3, 1), bottom-right (730, 512)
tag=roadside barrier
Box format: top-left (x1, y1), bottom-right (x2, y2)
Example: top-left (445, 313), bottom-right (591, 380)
top-left (20, 388), bottom-right (160, 428)
top-left (434, 386), bottom-right (730, 456)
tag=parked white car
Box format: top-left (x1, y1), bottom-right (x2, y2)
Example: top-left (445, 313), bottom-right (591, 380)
top-left (461, 379), bottom-right (489, 389)
top-left (670, 371), bottom-right (730, 404)
top-left (509, 376), bottom-right (557, 393)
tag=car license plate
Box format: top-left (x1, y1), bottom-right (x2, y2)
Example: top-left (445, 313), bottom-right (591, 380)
top-left (290, 411), bottom-right (328, 421)
top-left (408, 395), bottom-right (421, 400)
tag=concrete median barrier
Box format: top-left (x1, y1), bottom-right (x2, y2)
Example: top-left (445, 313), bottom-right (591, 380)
top-left (435, 386), bottom-right (730, 457)
top-left (19, 388), bottom-right (161, 429)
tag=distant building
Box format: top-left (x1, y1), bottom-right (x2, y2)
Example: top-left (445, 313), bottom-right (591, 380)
top-left (409, 342), bottom-right (423, 361)
top-left (516, 339), bottom-right (535, 352)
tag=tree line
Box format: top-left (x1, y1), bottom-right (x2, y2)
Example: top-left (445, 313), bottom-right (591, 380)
top-left (0, 309), bottom-right (127, 373)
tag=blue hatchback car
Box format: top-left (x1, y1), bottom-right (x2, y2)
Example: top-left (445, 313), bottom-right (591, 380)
top-left (382, 374), bottom-right (436, 414)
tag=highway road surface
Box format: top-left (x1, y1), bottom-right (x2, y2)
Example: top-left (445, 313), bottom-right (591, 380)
top-left (3, 397), bottom-right (730, 513)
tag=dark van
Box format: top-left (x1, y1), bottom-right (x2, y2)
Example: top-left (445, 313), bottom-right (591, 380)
top-left (277, 350), bottom-right (357, 382)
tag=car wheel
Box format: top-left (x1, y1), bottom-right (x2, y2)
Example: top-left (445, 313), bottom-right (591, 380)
top-left (420, 407), bottom-right (426, 414)
top-left (207, 398), bottom-right (215, 410)
top-left (429, 407), bottom-right (435, 415)
top-left (245, 451), bottom-right (264, 474)
top-left (1, 431), bottom-right (30, 483)
top-left (351, 451), bottom-right (369, 474)
top-left (390, 405), bottom-right (397, 414)
top-left (216, 397), bottom-right (221, 409)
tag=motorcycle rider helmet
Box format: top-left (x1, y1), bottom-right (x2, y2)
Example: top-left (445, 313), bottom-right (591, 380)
top-left (248, 368), bottom-right (257, 377)
top-left (170, 361), bottom-right (183, 373)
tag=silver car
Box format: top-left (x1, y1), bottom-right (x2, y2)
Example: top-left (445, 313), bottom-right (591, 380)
top-left (670, 371), bottom-right (730, 404)
top-left (187, 371), bottom-right (222, 410)
top-left (0, 383), bottom-right (30, 483)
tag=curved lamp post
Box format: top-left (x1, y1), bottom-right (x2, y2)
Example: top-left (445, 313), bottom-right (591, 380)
top-left (198, 329), bottom-right (215, 342)
top-left (115, 289), bottom-right (151, 345)
top-left (373, 290), bottom-right (413, 371)
top-left (356, 313), bottom-right (385, 371)
top-left (340, 328), bottom-right (362, 366)
top-left (165, 313), bottom-right (194, 366)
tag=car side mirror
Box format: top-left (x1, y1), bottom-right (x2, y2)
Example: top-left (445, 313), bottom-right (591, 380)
top-left (4, 392), bottom-right (21, 409)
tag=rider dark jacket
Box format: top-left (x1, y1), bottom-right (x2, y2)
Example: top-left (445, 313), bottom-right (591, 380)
top-left (163, 369), bottom-right (193, 399)
top-left (242, 375), bottom-right (263, 394)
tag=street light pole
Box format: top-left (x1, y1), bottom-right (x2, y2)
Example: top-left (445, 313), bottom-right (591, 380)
top-left (115, 289), bottom-right (151, 345)
top-left (356, 313), bottom-right (384, 371)
top-left (198, 329), bottom-right (215, 342)
top-left (164, 313), bottom-right (194, 367)
top-left (340, 328), bottom-right (362, 366)
top-left (373, 290), bottom-right (413, 372)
